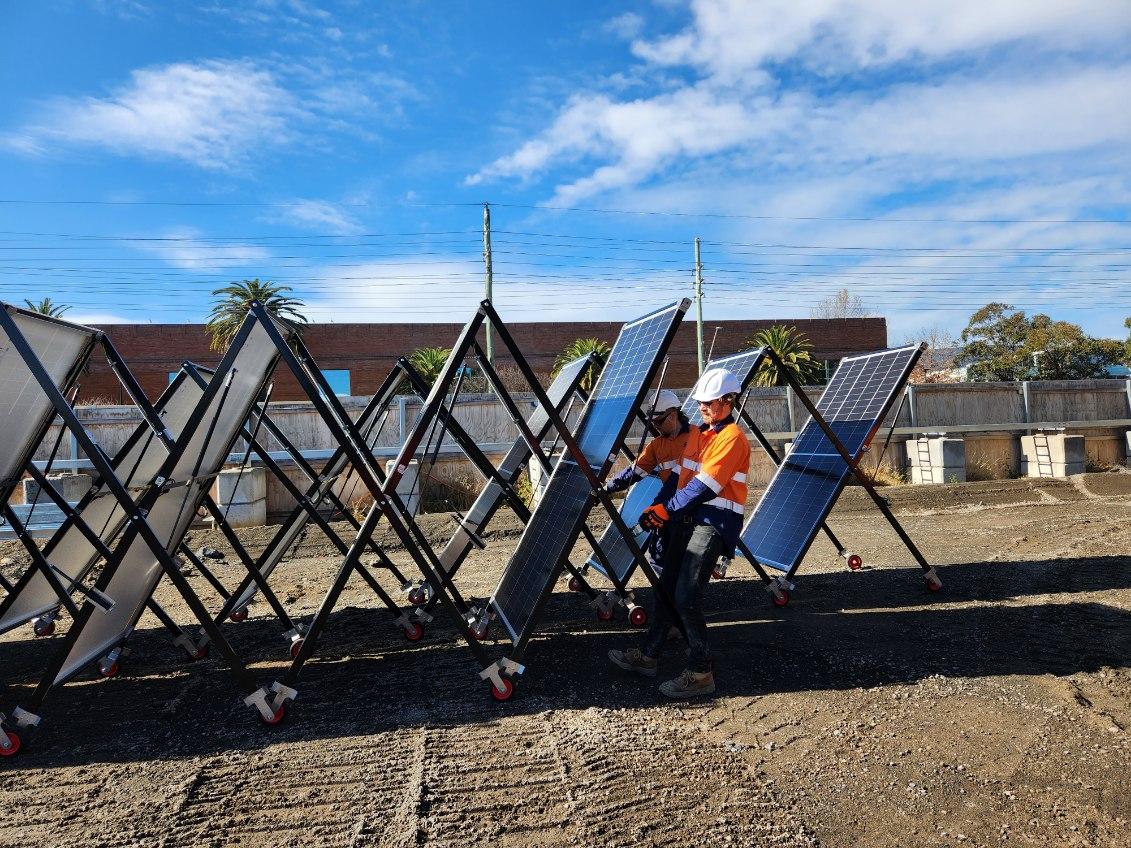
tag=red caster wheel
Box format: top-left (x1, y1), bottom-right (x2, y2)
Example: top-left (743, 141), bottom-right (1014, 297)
top-left (771, 590), bottom-right (790, 608)
top-left (33, 618), bottom-right (55, 637)
top-left (711, 567), bottom-right (725, 580)
top-left (259, 705), bottom-right (286, 726)
top-left (568, 576), bottom-right (582, 593)
top-left (188, 644), bottom-right (209, 662)
top-left (0, 731), bottom-right (20, 757)
top-left (470, 624), bottom-right (488, 641)
top-left (99, 661), bottom-right (120, 678)
top-left (407, 587), bottom-right (426, 606)
top-left (847, 554), bottom-right (863, 571)
top-left (925, 577), bottom-right (942, 593)
top-left (404, 622), bottom-right (424, 642)
top-left (229, 607), bottom-right (249, 622)
top-left (490, 677), bottom-right (514, 702)
top-left (629, 606), bottom-right (648, 627)
top-left (289, 638), bottom-right (304, 659)
top-left (596, 606), bottom-right (614, 622)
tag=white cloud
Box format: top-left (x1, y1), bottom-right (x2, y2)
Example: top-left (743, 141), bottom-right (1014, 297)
top-left (471, 0), bottom-right (1131, 208)
top-left (604, 12), bottom-right (645, 40)
top-left (269, 199), bottom-right (363, 234)
top-left (8, 60), bottom-right (299, 170)
top-left (632, 0), bottom-right (1131, 78)
top-left (136, 227), bottom-right (272, 270)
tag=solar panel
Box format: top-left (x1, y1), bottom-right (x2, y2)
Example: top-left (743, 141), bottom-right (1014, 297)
top-left (54, 317), bottom-right (284, 683)
top-left (685, 347), bottom-right (767, 426)
top-left (0, 307), bottom-right (97, 495)
top-left (436, 354), bottom-right (591, 576)
top-left (0, 368), bottom-right (207, 634)
top-left (489, 301), bottom-right (687, 642)
top-left (739, 345), bottom-right (920, 574)
top-left (585, 475), bottom-right (662, 582)
top-left (585, 346), bottom-right (767, 583)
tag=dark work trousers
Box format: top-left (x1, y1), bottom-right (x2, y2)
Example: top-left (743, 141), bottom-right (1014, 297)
top-left (641, 519), bottom-right (722, 673)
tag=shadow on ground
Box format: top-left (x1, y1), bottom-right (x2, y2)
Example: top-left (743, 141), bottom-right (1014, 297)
top-left (2, 553), bottom-right (1129, 768)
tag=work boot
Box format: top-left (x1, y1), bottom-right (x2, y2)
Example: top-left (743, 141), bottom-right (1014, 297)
top-left (659, 669), bottom-right (715, 699)
top-left (608, 647), bottom-right (658, 677)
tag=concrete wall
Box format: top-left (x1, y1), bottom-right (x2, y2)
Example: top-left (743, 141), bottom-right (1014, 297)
top-left (15, 379), bottom-right (1131, 516)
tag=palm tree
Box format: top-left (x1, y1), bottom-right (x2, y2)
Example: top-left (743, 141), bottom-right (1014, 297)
top-left (24, 298), bottom-right (71, 318)
top-left (553, 337), bottom-right (611, 392)
top-left (407, 346), bottom-right (452, 387)
top-left (747, 325), bottom-right (823, 387)
top-left (206, 279), bottom-right (307, 352)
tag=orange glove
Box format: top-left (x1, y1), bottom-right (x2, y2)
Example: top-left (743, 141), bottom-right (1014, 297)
top-left (639, 503), bottom-right (670, 532)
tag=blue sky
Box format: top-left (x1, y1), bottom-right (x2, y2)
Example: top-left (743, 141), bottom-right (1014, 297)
top-left (1, 0), bottom-right (1129, 345)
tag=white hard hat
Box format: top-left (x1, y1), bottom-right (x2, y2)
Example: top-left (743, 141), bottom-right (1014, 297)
top-left (691, 368), bottom-right (742, 402)
top-left (644, 388), bottom-right (681, 415)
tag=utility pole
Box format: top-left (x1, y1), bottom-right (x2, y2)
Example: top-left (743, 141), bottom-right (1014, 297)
top-left (483, 201), bottom-right (494, 366)
top-left (694, 237), bottom-right (705, 375)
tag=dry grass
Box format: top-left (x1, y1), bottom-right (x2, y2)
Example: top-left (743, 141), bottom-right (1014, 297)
top-left (966, 449), bottom-right (1014, 482)
top-left (866, 465), bottom-right (906, 487)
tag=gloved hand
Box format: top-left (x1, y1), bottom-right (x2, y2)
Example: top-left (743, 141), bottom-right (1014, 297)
top-left (639, 503), bottom-right (670, 532)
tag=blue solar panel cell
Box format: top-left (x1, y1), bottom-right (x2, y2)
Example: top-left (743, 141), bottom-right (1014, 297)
top-left (586, 475), bottom-right (663, 582)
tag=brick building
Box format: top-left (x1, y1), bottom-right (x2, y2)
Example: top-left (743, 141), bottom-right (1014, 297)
top-left (80, 315), bottom-right (887, 403)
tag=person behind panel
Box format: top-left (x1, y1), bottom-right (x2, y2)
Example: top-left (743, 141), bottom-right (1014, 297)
top-left (608, 367), bottom-right (751, 699)
top-left (603, 389), bottom-right (689, 574)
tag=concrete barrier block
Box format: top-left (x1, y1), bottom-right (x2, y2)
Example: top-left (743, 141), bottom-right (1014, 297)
top-left (22, 472), bottom-right (92, 506)
top-left (910, 464), bottom-right (966, 485)
top-left (1020, 434), bottom-right (1086, 477)
top-left (385, 459), bottom-right (421, 517)
top-left (215, 466), bottom-right (267, 505)
top-left (1125, 431), bottom-right (1131, 468)
top-left (217, 499), bottom-right (267, 528)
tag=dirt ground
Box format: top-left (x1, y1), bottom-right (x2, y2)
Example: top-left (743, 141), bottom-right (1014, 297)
top-left (2, 471), bottom-right (1130, 847)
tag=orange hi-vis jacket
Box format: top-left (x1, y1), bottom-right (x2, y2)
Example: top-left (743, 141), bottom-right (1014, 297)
top-left (606, 425), bottom-right (691, 492)
top-left (662, 415), bottom-right (751, 554)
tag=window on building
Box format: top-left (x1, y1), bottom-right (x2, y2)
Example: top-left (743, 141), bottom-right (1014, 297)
top-left (320, 369), bottom-right (351, 397)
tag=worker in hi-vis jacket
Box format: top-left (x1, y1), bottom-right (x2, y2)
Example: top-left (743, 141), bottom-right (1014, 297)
top-left (603, 389), bottom-right (690, 574)
top-left (608, 367), bottom-right (751, 699)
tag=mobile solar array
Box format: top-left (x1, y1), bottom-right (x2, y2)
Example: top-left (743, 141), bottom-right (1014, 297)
top-left (737, 344), bottom-right (938, 600)
top-left (486, 300), bottom-right (690, 687)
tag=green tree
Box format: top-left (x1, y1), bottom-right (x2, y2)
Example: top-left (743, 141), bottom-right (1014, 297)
top-left (407, 346), bottom-right (452, 387)
top-left (747, 325), bottom-right (823, 387)
top-left (1125, 317), bottom-right (1131, 365)
top-left (24, 297), bottom-right (71, 318)
top-left (957, 303), bottom-right (1123, 380)
top-left (553, 337), bottom-right (611, 392)
top-left (206, 278), bottom-right (307, 352)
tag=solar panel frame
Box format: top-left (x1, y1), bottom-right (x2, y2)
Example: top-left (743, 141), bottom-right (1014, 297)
top-left (489, 300), bottom-right (689, 645)
top-left (436, 354), bottom-right (593, 578)
top-left (0, 367), bottom-right (208, 634)
top-left (738, 344), bottom-right (922, 576)
top-left (51, 317), bottom-right (286, 684)
top-left (584, 346), bottom-right (768, 584)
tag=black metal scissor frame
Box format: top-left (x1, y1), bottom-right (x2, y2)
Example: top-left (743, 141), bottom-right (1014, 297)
top-left (732, 345), bottom-right (939, 606)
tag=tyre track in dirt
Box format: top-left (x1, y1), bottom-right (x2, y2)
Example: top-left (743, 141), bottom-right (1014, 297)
top-left (160, 732), bottom-right (419, 848)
